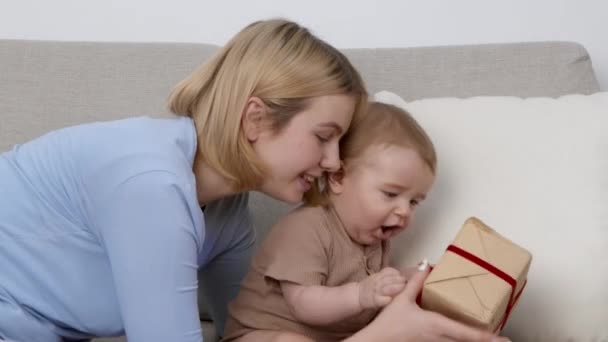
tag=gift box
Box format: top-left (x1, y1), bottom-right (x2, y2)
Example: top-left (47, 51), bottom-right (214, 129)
top-left (419, 217), bottom-right (532, 332)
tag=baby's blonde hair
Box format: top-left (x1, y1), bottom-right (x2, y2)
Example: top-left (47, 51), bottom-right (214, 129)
top-left (168, 19), bottom-right (367, 190)
top-left (305, 101), bottom-right (436, 206)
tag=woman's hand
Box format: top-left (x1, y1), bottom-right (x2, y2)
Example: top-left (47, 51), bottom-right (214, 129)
top-left (347, 260), bottom-right (511, 342)
top-left (358, 267), bottom-right (407, 309)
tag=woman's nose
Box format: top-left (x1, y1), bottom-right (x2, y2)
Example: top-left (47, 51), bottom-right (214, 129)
top-left (320, 142), bottom-right (341, 172)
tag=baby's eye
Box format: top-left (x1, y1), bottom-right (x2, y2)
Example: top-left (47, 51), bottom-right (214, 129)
top-left (410, 199), bottom-right (420, 207)
top-left (382, 191), bottom-right (398, 198)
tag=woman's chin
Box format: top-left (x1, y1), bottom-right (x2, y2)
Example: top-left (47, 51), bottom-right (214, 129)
top-left (281, 194), bottom-right (303, 205)
top-left (266, 188), bottom-right (303, 205)
top-left (258, 181), bottom-right (304, 204)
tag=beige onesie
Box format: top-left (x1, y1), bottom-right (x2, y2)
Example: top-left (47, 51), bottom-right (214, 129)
top-left (223, 205), bottom-right (389, 341)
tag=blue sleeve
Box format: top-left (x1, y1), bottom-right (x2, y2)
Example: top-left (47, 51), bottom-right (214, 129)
top-left (93, 171), bottom-right (204, 342)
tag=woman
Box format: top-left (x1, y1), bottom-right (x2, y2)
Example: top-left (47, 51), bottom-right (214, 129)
top-left (0, 18), bottom-right (361, 342)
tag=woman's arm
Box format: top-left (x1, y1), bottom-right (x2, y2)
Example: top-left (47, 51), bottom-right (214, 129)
top-left (95, 172), bottom-right (203, 342)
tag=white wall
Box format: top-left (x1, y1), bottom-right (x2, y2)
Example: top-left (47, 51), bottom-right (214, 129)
top-left (2, 0), bottom-right (606, 90)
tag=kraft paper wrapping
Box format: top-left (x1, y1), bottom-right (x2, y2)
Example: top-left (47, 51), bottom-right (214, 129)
top-left (420, 217), bottom-right (532, 332)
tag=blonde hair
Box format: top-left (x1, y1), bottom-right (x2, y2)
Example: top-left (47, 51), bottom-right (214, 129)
top-left (305, 101), bottom-right (437, 206)
top-left (168, 19), bottom-right (367, 191)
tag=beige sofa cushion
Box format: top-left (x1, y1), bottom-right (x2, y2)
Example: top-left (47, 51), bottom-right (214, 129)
top-left (377, 90), bottom-right (608, 341)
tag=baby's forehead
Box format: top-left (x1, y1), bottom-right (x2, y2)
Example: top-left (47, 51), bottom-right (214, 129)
top-left (342, 152), bottom-right (393, 176)
top-left (342, 149), bottom-right (377, 170)
top-left (348, 145), bottom-right (432, 179)
top-left (353, 144), bottom-right (418, 164)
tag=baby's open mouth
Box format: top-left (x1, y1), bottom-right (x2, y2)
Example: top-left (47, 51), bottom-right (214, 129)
top-left (381, 225), bottom-right (400, 233)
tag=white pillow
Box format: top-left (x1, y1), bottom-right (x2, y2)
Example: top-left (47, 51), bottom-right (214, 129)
top-left (379, 90), bottom-right (608, 341)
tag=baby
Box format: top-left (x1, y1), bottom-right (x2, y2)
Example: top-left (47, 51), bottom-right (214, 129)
top-left (223, 101), bottom-right (437, 341)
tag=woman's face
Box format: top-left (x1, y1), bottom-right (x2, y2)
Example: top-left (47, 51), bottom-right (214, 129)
top-left (251, 94), bottom-right (355, 204)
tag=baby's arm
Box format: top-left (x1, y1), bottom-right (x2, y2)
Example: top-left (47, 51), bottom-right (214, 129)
top-left (280, 267), bottom-right (406, 326)
top-left (281, 281), bottom-right (360, 326)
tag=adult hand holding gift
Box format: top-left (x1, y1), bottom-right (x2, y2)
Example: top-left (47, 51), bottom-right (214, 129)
top-left (347, 258), bottom-right (510, 342)
top-left (418, 217), bottom-right (532, 333)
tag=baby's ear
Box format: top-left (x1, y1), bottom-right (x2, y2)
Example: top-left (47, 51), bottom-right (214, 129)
top-left (327, 164), bottom-right (345, 194)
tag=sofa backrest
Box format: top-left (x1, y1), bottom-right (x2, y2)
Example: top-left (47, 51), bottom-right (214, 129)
top-left (0, 40), bottom-right (599, 153)
top-left (0, 39), bottom-right (601, 241)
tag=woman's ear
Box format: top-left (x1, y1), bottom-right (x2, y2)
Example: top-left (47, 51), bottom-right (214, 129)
top-left (327, 164), bottom-right (346, 194)
top-left (242, 96), bottom-right (267, 142)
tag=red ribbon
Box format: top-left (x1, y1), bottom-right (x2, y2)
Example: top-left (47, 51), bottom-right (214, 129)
top-left (417, 245), bottom-right (526, 332)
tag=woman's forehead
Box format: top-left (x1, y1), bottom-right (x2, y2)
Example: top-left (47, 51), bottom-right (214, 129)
top-left (296, 94), bottom-right (354, 128)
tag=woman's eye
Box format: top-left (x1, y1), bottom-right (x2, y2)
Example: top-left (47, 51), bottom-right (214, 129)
top-left (316, 134), bottom-right (330, 143)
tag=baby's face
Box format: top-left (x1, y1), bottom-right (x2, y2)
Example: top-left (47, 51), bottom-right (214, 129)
top-left (332, 145), bottom-right (435, 245)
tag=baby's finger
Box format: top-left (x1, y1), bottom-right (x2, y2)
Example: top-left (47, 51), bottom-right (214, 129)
top-left (382, 282), bottom-right (406, 296)
top-left (379, 267), bottom-right (401, 277)
top-left (380, 274), bottom-right (406, 285)
top-left (375, 294), bottom-right (392, 308)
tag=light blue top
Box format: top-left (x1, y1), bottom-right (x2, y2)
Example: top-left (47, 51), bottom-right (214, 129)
top-left (0, 116), bottom-right (252, 341)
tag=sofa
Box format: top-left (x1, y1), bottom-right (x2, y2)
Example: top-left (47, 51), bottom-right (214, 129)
top-left (0, 40), bottom-right (603, 341)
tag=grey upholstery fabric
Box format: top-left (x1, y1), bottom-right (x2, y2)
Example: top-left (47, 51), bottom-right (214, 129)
top-left (0, 39), bottom-right (600, 341)
top-left (344, 42), bottom-right (600, 100)
top-left (0, 40), bottom-right (216, 152)
top-left (0, 40), bottom-right (599, 153)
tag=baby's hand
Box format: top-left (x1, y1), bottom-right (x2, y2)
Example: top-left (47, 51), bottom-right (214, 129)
top-left (358, 267), bottom-right (406, 310)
